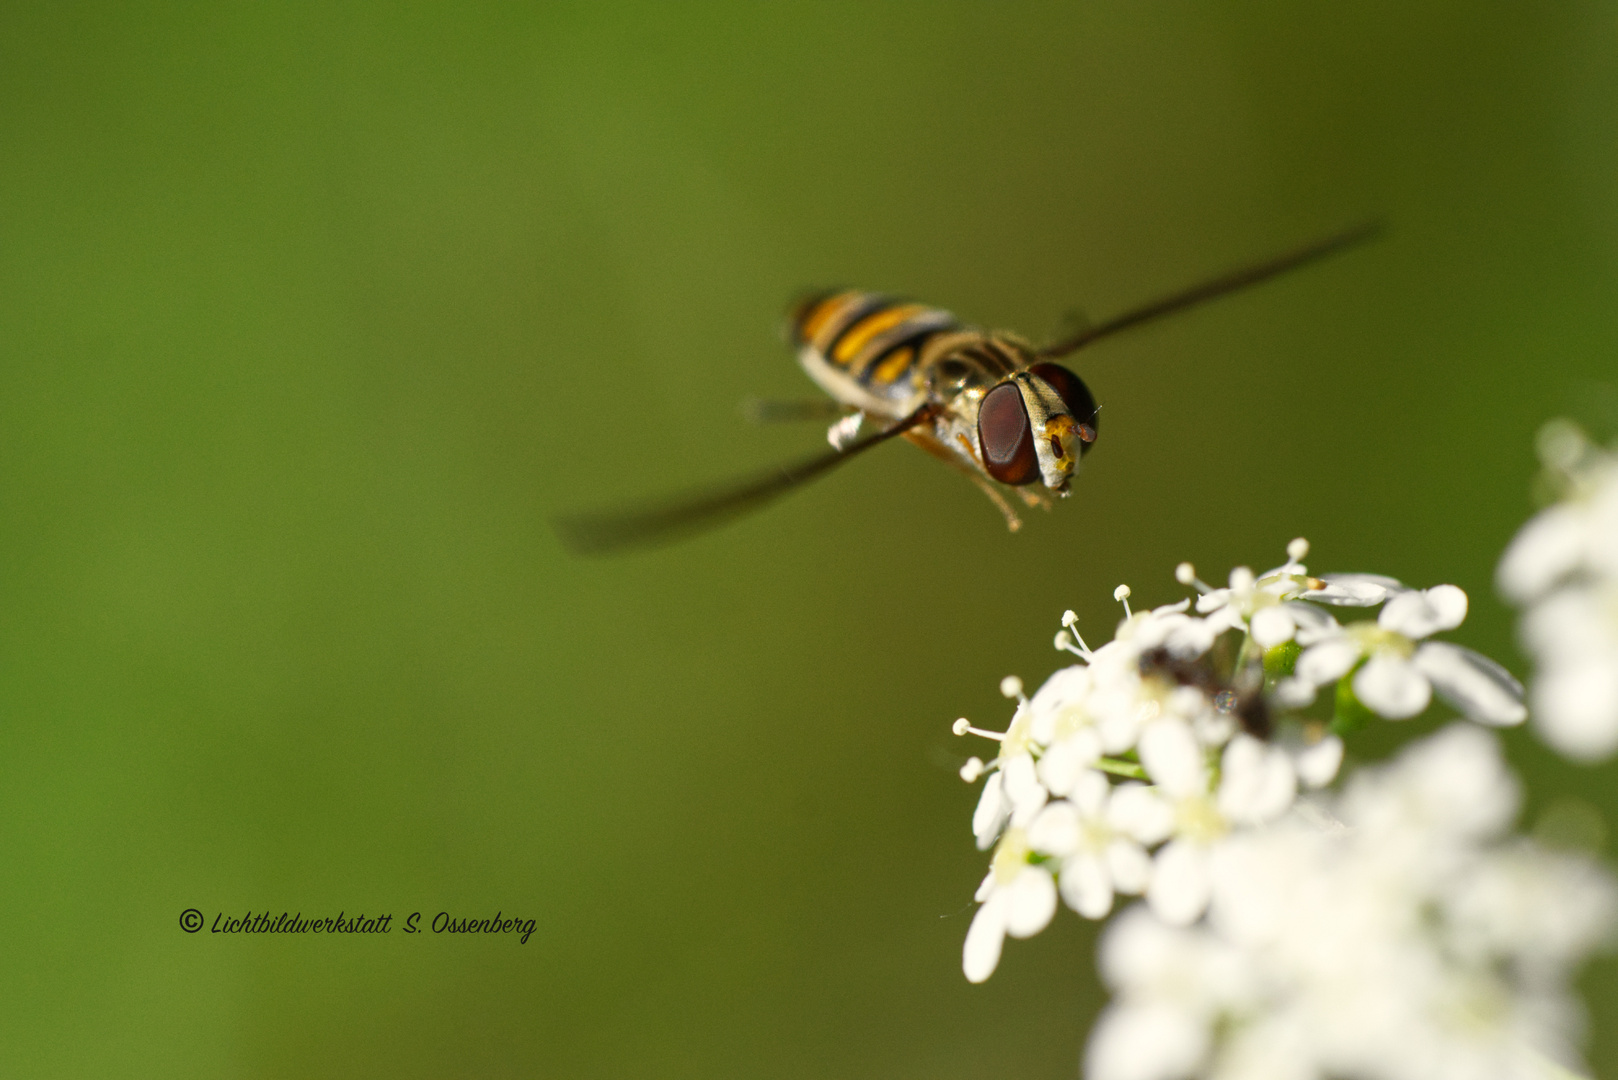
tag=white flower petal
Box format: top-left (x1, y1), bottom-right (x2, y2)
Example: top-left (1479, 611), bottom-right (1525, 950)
top-left (1272, 676), bottom-right (1317, 709)
top-left (1219, 732), bottom-right (1263, 777)
top-left (1379, 584), bottom-right (1468, 638)
top-left (1532, 659), bottom-right (1618, 761)
top-left (1039, 735), bottom-right (1102, 798)
top-left (1097, 708), bottom-right (1144, 756)
top-left (972, 771), bottom-right (1008, 850)
top-left (1060, 852), bottom-right (1115, 918)
top-left (1413, 641), bottom-right (1527, 726)
top-left (962, 897), bottom-right (1008, 982)
top-left (1446, 843), bottom-right (1618, 983)
top-left (1385, 723), bottom-right (1519, 839)
top-left (1005, 866), bottom-right (1059, 938)
top-left (1106, 839), bottom-right (1153, 895)
top-left (1589, 468), bottom-right (1618, 576)
top-left (1028, 664), bottom-right (1093, 744)
top-left (1250, 606), bottom-right (1296, 648)
top-left (1296, 638), bottom-right (1361, 685)
top-left (1190, 708), bottom-right (1237, 749)
top-left (1147, 840), bottom-right (1213, 926)
top-left (1425, 582), bottom-right (1470, 629)
top-left (1521, 586), bottom-right (1616, 661)
top-left (1283, 601), bottom-right (1340, 645)
top-left (1109, 783), bottom-right (1175, 846)
top-left (1217, 735), bottom-right (1297, 826)
top-left (973, 870), bottom-right (995, 903)
top-left (1162, 616), bottom-right (1218, 658)
top-left (1003, 753), bottom-right (1049, 827)
top-left (1139, 718), bottom-right (1207, 797)
top-left (1294, 734), bottom-right (1344, 789)
top-left (1085, 1003), bottom-right (1210, 1080)
top-left (1072, 768), bottom-right (1111, 818)
top-left (1497, 503), bottom-right (1586, 603)
top-left (1160, 683), bottom-right (1197, 713)
top-left (1028, 800), bottom-right (1082, 857)
top-left (1097, 903), bottom-right (1180, 989)
top-left (1214, 1014), bottom-right (1315, 1080)
top-left (1353, 654), bottom-right (1432, 719)
top-left (1072, 726), bottom-right (1104, 762)
top-left (1305, 573), bottom-right (1403, 606)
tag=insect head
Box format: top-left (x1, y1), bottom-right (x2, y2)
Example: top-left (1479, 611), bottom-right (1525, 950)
top-left (976, 362), bottom-right (1099, 492)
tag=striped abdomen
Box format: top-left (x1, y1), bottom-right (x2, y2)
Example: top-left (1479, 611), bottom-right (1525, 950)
top-left (790, 291), bottom-right (964, 412)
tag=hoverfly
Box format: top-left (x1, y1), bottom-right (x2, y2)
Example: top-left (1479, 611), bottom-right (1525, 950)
top-left (557, 223), bottom-right (1378, 554)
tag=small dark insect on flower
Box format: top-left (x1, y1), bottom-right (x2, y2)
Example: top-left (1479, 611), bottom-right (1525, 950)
top-left (1139, 645), bottom-right (1272, 740)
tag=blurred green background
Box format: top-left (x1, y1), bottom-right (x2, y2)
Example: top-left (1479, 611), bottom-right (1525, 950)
top-left (3, 2), bottom-right (1617, 1076)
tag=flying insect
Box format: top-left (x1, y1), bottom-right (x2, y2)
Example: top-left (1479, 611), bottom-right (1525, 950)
top-left (557, 223), bottom-right (1378, 554)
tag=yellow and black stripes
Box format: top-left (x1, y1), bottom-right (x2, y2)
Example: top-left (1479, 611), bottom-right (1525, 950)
top-left (791, 291), bottom-right (961, 392)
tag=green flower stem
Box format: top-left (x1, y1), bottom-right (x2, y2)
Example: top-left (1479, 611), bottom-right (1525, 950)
top-left (1095, 757), bottom-right (1148, 780)
top-left (1231, 631), bottom-right (1255, 679)
top-left (1329, 669), bottom-right (1376, 736)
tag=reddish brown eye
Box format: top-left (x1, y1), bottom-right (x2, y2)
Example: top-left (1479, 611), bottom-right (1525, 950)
top-left (1028, 362), bottom-right (1099, 454)
top-left (977, 381), bottom-right (1039, 485)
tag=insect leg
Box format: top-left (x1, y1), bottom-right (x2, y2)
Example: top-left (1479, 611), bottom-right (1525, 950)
top-left (906, 429), bottom-right (1024, 532)
top-left (1015, 487), bottom-right (1054, 511)
top-left (973, 477), bottom-right (1024, 532)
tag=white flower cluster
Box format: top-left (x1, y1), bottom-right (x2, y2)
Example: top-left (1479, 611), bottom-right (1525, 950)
top-left (1499, 421), bottom-right (1618, 760)
top-left (954, 541), bottom-right (1527, 984)
top-left (1087, 725), bottom-right (1617, 1080)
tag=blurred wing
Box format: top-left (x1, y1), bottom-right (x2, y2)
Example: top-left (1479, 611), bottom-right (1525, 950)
top-left (555, 406), bottom-right (934, 555)
top-left (1040, 221), bottom-right (1383, 359)
top-left (739, 397), bottom-right (849, 423)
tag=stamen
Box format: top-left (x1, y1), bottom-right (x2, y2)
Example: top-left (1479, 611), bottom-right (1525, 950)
top-left (953, 717), bottom-right (1006, 741)
top-left (1175, 562), bottom-right (1213, 593)
top-left (1536, 418), bottom-right (1587, 471)
top-left (1113, 583), bottom-right (1132, 618)
top-left (999, 675), bottom-right (1025, 701)
top-left (1055, 630), bottom-right (1093, 659)
top-left (959, 756), bottom-right (986, 782)
top-left (1287, 537), bottom-right (1310, 562)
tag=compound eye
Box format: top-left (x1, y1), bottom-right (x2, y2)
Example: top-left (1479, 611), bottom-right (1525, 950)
top-left (977, 381), bottom-right (1039, 485)
top-left (1028, 362), bottom-right (1099, 454)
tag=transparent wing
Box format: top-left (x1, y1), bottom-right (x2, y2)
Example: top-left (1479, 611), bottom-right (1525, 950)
top-left (739, 397), bottom-right (848, 423)
top-left (554, 406), bottom-right (934, 555)
top-left (1040, 221), bottom-right (1383, 359)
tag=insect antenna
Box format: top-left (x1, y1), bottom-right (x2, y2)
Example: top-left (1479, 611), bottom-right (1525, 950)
top-left (555, 404), bottom-right (938, 555)
top-left (1039, 221), bottom-right (1383, 359)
